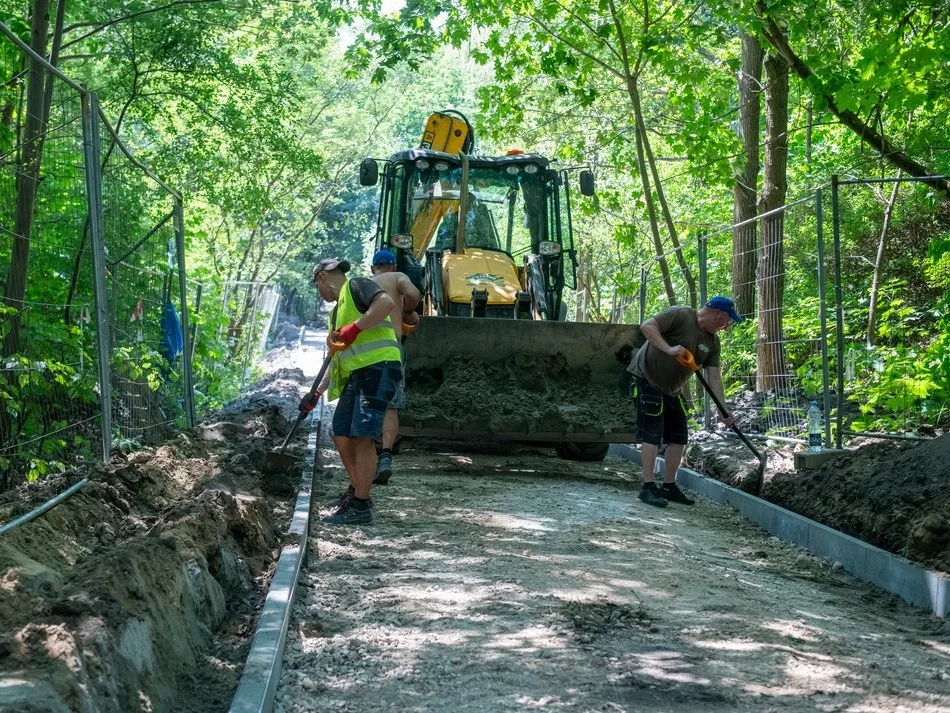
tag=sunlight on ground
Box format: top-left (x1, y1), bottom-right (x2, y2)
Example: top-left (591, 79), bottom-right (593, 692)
top-left (761, 619), bottom-right (827, 643)
top-left (923, 639), bottom-right (950, 657)
top-left (631, 650), bottom-right (712, 686)
top-left (486, 625), bottom-right (563, 652)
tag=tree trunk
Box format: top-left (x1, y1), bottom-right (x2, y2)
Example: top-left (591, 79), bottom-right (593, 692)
top-left (732, 32), bottom-right (762, 317)
top-left (636, 90), bottom-right (696, 308)
top-left (631, 96), bottom-right (676, 305)
top-left (2, 0), bottom-right (51, 356)
top-left (756, 52), bottom-right (789, 393)
top-left (867, 172), bottom-right (901, 346)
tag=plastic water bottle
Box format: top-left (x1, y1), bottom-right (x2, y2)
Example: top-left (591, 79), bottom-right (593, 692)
top-left (807, 402), bottom-right (822, 451)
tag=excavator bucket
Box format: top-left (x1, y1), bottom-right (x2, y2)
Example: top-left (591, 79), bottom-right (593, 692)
top-left (401, 317), bottom-right (641, 442)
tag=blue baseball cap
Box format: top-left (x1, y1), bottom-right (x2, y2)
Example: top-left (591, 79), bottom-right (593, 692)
top-left (372, 249), bottom-right (396, 266)
top-left (705, 296), bottom-right (743, 323)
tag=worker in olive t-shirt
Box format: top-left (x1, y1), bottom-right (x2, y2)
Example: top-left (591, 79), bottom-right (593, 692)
top-left (627, 297), bottom-right (742, 508)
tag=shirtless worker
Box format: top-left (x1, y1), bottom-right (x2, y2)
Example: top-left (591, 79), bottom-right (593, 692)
top-left (369, 249), bottom-right (421, 484)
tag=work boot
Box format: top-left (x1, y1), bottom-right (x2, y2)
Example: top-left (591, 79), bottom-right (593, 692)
top-left (661, 482), bottom-right (695, 505)
top-left (323, 498), bottom-right (372, 526)
top-left (374, 451), bottom-right (393, 485)
top-left (638, 482), bottom-right (668, 508)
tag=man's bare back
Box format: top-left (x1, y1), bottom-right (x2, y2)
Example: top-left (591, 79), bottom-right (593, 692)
top-left (372, 271), bottom-right (420, 339)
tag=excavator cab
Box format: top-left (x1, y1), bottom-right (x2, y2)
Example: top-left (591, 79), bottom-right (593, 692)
top-left (359, 112), bottom-right (636, 460)
top-left (369, 149), bottom-right (577, 320)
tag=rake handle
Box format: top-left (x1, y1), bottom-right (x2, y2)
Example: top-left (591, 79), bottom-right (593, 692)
top-left (277, 340), bottom-right (342, 454)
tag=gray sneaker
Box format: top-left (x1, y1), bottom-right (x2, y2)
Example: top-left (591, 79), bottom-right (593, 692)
top-left (323, 499), bottom-right (372, 525)
top-left (638, 482), bottom-right (669, 508)
top-left (374, 452), bottom-right (393, 485)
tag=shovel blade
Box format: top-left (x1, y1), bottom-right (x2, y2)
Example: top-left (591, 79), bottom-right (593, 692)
top-left (263, 450), bottom-right (298, 474)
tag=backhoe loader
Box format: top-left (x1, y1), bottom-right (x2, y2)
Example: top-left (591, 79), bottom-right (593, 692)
top-left (359, 111), bottom-right (638, 460)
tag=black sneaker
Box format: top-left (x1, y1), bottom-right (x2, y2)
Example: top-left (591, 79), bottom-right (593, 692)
top-left (374, 452), bottom-right (392, 485)
top-left (662, 482), bottom-right (695, 505)
top-left (638, 482), bottom-right (668, 508)
top-left (334, 485), bottom-right (372, 509)
top-left (323, 498), bottom-right (372, 525)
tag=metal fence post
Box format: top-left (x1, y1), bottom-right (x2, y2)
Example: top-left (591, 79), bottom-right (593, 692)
top-left (814, 189), bottom-right (832, 448)
top-left (81, 92), bottom-right (112, 461)
top-left (190, 283), bottom-right (203, 366)
top-left (174, 199), bottom-right (196, 428)
top-left (830, 176), bottom-right (845, 449)
top-left (698, 234), bottom-right (710, 428)
top-left (240, 284), bottom-right (262, 392)
top-left (638, 266), bottom-right (647, 324)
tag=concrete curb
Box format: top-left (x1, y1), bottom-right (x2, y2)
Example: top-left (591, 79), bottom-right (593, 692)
top-left (610, 444), bottom-right (949, 618)
top-left (228, 404), bottom-right (322, 713)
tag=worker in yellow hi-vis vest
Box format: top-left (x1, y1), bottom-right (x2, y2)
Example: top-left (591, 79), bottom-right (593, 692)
top-left (307, 257), bottom-right (402, 525)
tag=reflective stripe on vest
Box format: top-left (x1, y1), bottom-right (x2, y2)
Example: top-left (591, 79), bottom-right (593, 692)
top-left (326, 280), bottom-right (401, 401)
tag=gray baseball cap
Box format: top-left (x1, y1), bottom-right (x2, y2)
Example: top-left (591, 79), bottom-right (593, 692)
top-left (312, 258), bottom-right (350, 282)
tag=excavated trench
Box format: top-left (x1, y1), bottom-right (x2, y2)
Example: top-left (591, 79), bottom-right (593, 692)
top-left (0, 369), bottom-right (310, 713)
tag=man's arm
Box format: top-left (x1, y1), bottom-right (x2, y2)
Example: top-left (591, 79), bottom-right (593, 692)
top-left (639, 318), bottom-right (684, 358)
top-left (397, 274), bottom-right (421, 314)
top-left (355, 291), bottom-right (396, 331)
top-left (703, 367), bottom-right (735, 427)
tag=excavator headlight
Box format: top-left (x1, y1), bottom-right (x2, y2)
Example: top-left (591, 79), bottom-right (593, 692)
top-left (523, 164), bottom-right (539, 174)
top-left (390, 233), bottom-right (414, 249)
top-left (415, 159), bottom-right (431, 170)
top-left (434, 161), bottom-right (450, 171)
top-left (505, 165), bottom-right (521, 175)
top-left (538, 241), bottom-right (561, 256)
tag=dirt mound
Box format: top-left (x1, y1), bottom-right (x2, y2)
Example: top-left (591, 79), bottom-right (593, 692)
top-left (0, 371), bottom-right (309, 712)
top-left (404, 353), bottom-right (636, 437)
top-left (763, 434), bottom-right (950, 573)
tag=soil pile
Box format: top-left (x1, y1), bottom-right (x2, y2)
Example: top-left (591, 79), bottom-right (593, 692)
top-left (404, 352), bottom-right (636, 437)
top-left (764, 434), bottom-right (950, 573)
top-left (0, 368), bottom-right (309, 713)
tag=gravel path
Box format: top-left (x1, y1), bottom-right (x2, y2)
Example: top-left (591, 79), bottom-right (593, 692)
top-left (274, 440), bottom-right (950, 713)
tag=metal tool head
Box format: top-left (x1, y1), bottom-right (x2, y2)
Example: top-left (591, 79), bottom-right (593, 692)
top-left (263, 450), bottom-right (298, 474)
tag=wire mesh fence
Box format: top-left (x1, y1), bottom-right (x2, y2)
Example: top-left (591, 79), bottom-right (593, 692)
top-left (698, 192), bottom-right (830, 443)
top-left (0, 67), bottom-right (103, 488)
top-left (831, 175), bottom-right (950, 445)
top-left (635, 192), bottom-right (832, 445)
top-left (97, 112), bottom-right (189, 447)
top-left (190, 280), bottom-right (281, 419)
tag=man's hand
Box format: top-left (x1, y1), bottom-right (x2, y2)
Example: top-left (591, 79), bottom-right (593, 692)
top-left (720, 410), bottom-right (736, 428)
top-left (333, 321), bottom-right (362, 346)
top-left (402, 311), bottom-right (419, 327)
top-left (665, 344), bottom-right (685, 358)
top-left (298, 391), bottom-right (321, 415)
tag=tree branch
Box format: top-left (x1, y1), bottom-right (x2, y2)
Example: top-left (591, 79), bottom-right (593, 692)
top-left (61, 0), bottom-right (222, 51)
top-left (754, 0), bottom-right (950, 197)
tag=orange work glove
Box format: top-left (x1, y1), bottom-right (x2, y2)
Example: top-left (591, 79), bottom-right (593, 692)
top-left (298, 391), bottom-right (321, 415)
top-left (334, 321), bottom-right (362, 346)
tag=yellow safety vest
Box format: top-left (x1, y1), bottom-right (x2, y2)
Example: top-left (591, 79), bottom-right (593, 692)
top-left (327, 279), bottom-right (401, 401)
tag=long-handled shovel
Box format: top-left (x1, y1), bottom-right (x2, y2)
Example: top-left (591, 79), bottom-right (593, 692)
top-left (677, 349), bottom-right (767, 495)
top-left (264, 339), bottom-right (342, 474)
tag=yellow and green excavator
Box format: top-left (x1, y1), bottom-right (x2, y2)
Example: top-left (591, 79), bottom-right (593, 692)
top-left (359, 111), bottom-right (638, 460)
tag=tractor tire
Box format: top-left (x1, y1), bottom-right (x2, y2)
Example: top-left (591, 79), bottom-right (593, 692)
top-left (554, 441), bottom-right (610, 462)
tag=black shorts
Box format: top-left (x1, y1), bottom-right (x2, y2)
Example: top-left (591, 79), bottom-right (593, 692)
top-left (633, 376), bottom-right (689, 446)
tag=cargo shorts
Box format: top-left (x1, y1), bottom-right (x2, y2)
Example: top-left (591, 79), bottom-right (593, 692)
top-left (388, 345), bottom-right (407, 411)
top-left (332, 361), bottom-right (402, 439)
top-left (633, 376), bottom-right (689, 446)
